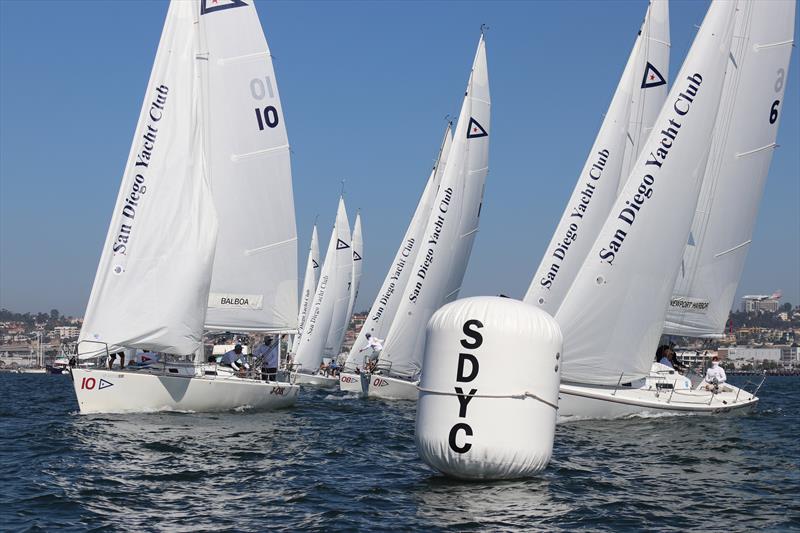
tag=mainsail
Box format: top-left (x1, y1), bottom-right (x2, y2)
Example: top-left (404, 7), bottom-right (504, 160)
top-left (293, 198), bottom-right (350, 372)
top-left (525, 0), bottom-right (669, 316)
top-left (202, 0), bottom-right (298, 333)
top-left (378, 35), bottom-right (490, 379)
top-left (555, 0), bottom-right (737, 385)
top-left (664, 0), bottom-right (796, 338)
top-left (344, 125), bottom-right (453, 371)
top-left (79, 1), bottom-right (218, 356)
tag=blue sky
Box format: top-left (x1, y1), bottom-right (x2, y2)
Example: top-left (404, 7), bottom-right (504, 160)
top-left (1, 0), bottom-right (798, 316)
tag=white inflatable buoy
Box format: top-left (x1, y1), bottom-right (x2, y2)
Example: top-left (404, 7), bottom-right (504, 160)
top-left (415, 296), bottom-right (562, 480)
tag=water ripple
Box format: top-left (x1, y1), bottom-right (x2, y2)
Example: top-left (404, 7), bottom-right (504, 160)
top-left (0, 374), bottom-right (797, 532)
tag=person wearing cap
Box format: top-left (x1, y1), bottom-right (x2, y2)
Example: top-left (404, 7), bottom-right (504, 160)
top-left (253, 335), bottom-right (279, 381)
top-left (702, 356), bottom-right (727, 391)
top-left (221, 344), bottom-right (249, 373)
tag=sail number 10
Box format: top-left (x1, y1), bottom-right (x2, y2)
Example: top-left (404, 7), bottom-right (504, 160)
top-left (250, 76), bottom-right (279, 131)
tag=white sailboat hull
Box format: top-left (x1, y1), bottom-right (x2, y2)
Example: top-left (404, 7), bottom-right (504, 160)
top-left (558, 367), bottom-right (758, 422)
top-left (292, 372), bottom-right (339, 389)
top-left (366, 374), bottom-right (419, 401)
top-left (71, 368), bottom-right (298, 414)
top-left (338, 372), bottom-right (367, 395)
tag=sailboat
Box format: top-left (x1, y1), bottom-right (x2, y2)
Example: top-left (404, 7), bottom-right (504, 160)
top-left (72, 0), bottom-right (300, 413)
top-left (526, 0), bottom-right (669, 315)
top-left (290, 224), bottom-right (321, 353)
top-left (366, 33), bottom-right (491, 400)
top-left (340, 212), bottom-right (363, 353)
top-left (551, 0), bottom-right (786, 420)
top-left (339, 124), bottom-right (452, 394)
top-left (291, 198), bottom-right (351, 388)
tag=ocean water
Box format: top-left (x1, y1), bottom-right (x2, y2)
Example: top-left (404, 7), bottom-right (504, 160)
top-left (0, 374), bottom-right (797, 532)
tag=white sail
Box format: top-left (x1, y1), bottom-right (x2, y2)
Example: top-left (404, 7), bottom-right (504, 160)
top-left (664, 0), bottom-right (795, 338)
top-left (322, 201), bottom-right (353, 358)
top-left (618, 0), bottom-right (671, 195)
top-left (344, 125), bottom-right (453, 370)
top-left (293, 198), bottom-right (350, 373)
top-left (555, 0), bottom-right (737, 385)
top-left (79, 1), bottom-right (218, 356)
top-left (378, 35), bottom-right (490, 379)
top-left (339, 212), bottom-right (364, 354)
top-left (524, 6), bottom-right (643, 315)
top-left (202, 0), bottom-right (298, 332)
top-left (291, 224), bottom-right (320, 352)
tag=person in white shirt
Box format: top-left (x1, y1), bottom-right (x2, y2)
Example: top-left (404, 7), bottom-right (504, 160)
top-left (359, 333), bottom-right (383, 371)
top-left (703, 356), bottom-right (727, 391)
top-left (253, 336), bottom-right (279, 381)
top-left (221, 344), bottom-right (249, 373)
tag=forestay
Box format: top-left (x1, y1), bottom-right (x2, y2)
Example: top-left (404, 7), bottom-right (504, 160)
top-left (665, 0), bottom-right (795, 338)
top-left (293, 198), bottom-right (350, 373)
top-left (202, 0), bottom-right (298, 332)
top-left (379, 35), bottom-right (490, 379)
top-left (618, 0), bottom-right (671, 194)
top-left (344, 125), bottom-right (453, 371)
top-left (555, 1), bottom-right (737, 385)
top-left (79, 1), bottom-right (218, 357)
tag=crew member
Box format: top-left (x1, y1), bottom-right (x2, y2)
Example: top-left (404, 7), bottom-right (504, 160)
top-left (221, 344), bottom-right (249, 373)
top-left (703, 356), bottom-right (727, 391)
top-left (254, 336), bottom-right (279, 381)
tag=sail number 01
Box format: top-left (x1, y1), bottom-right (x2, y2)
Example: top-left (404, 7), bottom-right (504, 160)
top-left (250, 76), bottom-right (279, 130)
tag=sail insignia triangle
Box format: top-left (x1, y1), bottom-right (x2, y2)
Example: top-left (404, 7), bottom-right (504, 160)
top-left (336, 239), bottom-right (350, 250)
top-left (641, 62), bottom-right (667, 88)
top-left (200, 0), bottom-right (248, 16)
top-left (466, 117), bottom-right (488, 138)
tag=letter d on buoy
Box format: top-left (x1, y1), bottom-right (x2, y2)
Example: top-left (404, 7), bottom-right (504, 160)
top-left (415, 296), bottom-right (562, 480)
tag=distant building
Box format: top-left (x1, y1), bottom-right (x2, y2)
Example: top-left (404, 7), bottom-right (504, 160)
top-left (54, 326), bottom-right (79, 339)
top-left (741, 291), bottom-right (781, 313)
top-left (719, 346), bottom-right (782, 364)
top-left (341, 312), bottom-right (367, 353)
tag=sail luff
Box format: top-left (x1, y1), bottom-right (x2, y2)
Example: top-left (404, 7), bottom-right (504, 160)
top-left (664, 0), bottom-right (796, 337)
top-left (79, 0), bottom-right (219, 357)
top-left (344, 124), bottom-right (453, 370)
top-left (555, 0), bottom-right (738, 385)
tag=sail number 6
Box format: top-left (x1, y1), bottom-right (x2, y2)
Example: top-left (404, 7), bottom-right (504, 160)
top-left (769, 100), bottom-right (780, 124)
top-left (255, 106), bottom-right (279, 130)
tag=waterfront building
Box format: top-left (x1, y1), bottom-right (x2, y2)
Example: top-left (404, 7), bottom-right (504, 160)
top-left (741, 292), bottom-right (781, 313)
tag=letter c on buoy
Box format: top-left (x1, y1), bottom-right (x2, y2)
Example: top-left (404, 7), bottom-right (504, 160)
top-left (448, 422), bottom-right (473, 454)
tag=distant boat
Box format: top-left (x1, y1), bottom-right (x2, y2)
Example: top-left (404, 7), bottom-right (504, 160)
top-left (365, 33), bottom-right (491, 401)
top-left (291, 198), bottom-right (352, 388)
top-left (339, 123), bottom-right (452, 394)
top-left (72, 0), bottom-right (300, 414)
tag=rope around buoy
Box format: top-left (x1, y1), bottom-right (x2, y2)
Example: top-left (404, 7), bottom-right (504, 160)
top-left (416, 386), bottom-right (558, 410)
